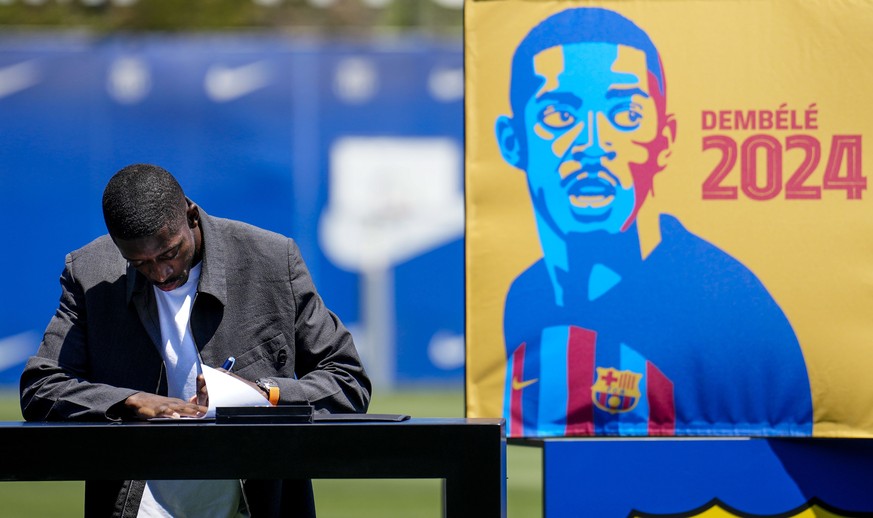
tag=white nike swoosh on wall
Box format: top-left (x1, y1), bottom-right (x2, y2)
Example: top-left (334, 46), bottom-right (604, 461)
top-left (0, 61), bottom-right (41, 100)
top-left (0, 331), bottom-right (38, 373)
top-left (204, 61), bottom-right (272, 102)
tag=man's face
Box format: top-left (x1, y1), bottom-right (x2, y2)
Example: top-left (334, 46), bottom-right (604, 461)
top-left (114, 206), bottom-right (201, 292)
top-left (519, 42), bottom-right (661, 235)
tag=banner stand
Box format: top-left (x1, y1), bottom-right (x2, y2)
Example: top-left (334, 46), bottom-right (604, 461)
top-left (535, 438), bottom-right (873, 517)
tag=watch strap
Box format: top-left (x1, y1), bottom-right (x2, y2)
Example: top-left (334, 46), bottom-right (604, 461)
top-left (256, 378), bottom-right (280, 406)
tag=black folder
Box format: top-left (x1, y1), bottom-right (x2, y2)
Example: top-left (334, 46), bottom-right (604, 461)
top-left (215, 405), bottom-right (314, 424)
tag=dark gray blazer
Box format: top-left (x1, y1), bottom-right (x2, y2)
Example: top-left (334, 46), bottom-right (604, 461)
top-left (20, 208), bottom-right (371, 516)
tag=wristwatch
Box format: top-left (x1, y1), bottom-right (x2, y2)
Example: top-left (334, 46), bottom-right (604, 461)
top-left (255, 378), bottom-right (280, 406)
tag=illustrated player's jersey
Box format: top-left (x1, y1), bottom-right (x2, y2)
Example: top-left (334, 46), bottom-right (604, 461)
top-left (505, 326), bottom-right (676, 436)
top-left (503, 215), bottom-right (813, 437)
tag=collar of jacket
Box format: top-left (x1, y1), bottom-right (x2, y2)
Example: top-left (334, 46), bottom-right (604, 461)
top-left (124, 203), bottom-right (228, 308)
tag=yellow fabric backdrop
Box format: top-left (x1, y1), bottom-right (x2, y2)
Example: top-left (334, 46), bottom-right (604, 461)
top-left (465, 0), bottom-right (873, 437)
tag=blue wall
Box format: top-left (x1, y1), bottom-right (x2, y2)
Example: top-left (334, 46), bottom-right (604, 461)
top-left (0, 33), bottom-right (464, 387)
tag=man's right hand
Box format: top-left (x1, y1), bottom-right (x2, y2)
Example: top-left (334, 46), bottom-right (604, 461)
top-left (123, 392), bottom-right (208, 419)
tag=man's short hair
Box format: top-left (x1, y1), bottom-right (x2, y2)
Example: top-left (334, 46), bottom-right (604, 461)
top-left (102, 164), bottom-right (187, 240)
top-left (509, 7), bottom-right (665, 119)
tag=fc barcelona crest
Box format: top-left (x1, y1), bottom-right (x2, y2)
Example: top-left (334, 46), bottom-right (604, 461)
top-left (592, 367), bottom-right (642, 414)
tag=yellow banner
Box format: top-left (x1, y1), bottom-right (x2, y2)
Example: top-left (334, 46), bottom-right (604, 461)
top-left (465, 0), bottom-right (873, 437)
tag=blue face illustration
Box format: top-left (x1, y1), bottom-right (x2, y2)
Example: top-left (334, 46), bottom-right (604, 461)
top-left (499, 42), bottom-right (662, 236)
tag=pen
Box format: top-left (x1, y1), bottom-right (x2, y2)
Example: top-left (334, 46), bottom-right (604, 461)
top-left (221, 356), bottom-right (236, 371)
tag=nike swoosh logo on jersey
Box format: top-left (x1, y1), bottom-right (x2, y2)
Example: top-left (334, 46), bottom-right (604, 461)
top-left (512, 376), bottom-right (538, 390)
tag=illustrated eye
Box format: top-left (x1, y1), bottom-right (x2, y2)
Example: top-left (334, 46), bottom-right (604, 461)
top-left (611, 105), bottom-right (643, 130)
top-left (540, 106), bottom-right (576, 129)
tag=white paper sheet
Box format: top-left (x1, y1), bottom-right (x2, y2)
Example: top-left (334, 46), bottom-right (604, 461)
top-left (201, 364), bottom-right (270, 418)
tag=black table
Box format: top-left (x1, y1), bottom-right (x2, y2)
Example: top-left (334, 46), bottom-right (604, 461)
top-left (0, 417), bottom-right (506, 517)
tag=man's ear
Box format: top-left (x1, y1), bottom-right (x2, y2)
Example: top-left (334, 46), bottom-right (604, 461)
top-left (656, 113), bottom-right (677, 169)
top-left (495, 115), bottom-right (524, 168)
top-left (186, 202), bottom-right (201, 229)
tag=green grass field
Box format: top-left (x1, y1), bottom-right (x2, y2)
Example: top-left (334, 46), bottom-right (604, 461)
top-left (0, 389), bottom-right (542, 517)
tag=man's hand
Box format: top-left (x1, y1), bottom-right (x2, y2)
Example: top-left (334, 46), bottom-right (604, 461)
top-left (124, 392), bottom-right (208, 419)
top-left (188, 373), bottom-right (209, 408)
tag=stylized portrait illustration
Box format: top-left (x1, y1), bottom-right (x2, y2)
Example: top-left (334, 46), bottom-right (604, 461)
top-left (495, 7), bottom-right (813, 437)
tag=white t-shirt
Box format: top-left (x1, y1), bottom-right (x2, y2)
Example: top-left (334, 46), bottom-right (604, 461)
top-left (138, 263), bottom-right (247, 518)
top-left (153, 262), bottom-right (202, 400)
